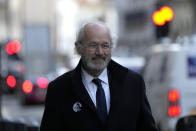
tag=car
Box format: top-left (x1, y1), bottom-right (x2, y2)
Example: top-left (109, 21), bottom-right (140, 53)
top-left (17, 66), bottom-right (70, 105)
top-left (143, 43), bottom-right (196, 131)
top-left (18, 74), bottom-right (50, 105)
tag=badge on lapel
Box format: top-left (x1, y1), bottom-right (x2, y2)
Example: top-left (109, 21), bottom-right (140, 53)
top-left (73, 102), bottom-right (82, 112)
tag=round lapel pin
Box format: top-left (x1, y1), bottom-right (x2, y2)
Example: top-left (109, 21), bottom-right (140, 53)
top-left (73, 102), bottom-right (82, 112)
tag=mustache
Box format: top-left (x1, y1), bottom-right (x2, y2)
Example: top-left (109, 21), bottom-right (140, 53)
top-left (92, 56), bottom-right (106, 60)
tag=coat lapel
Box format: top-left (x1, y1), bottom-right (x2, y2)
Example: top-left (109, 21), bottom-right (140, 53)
top-left (107, 60), bottom-right (128, 125)
top-left (71, 60), bottom-right (97, 114)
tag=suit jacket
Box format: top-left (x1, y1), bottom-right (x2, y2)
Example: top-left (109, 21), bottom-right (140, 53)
top-left (40, 59), bottom-right (158, 131)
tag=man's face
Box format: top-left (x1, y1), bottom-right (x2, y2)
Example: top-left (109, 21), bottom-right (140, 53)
top-left (80, 24), bottom-right (112, 73)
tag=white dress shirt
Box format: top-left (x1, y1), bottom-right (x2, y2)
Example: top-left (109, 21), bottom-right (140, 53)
top-left (81, 68), bottom-right (110, 113)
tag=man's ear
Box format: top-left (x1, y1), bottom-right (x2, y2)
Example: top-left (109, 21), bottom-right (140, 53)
top-left (75, 42), bottom-right (82, 55)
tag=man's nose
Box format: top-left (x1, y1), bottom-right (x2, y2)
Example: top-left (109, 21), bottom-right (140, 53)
top-left (95, 45), bottom-right (104, 55)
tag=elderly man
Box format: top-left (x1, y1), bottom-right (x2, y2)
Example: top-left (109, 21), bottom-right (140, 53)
top-left (40, 22), bottom-right (158, 131)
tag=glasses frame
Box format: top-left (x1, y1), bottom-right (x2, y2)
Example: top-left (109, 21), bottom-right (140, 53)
top-left (84, 42), bottom-right (112, 51)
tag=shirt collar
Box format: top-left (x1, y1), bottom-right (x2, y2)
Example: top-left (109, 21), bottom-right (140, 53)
top-left (98, 68), bottom-right (108, 84)
top-left (81, 67), bottom-right (108, 84)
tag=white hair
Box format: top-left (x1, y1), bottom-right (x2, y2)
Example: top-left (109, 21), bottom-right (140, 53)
top-left (75, 22), bottom-right (113, 55)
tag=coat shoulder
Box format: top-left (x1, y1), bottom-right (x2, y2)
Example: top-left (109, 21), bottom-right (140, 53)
top-left (127, 69), bottom-right (143, 80)
top-left (48, 70), bottom-right (73, 90)
top-left (111, 59), bottom-right (142, 80)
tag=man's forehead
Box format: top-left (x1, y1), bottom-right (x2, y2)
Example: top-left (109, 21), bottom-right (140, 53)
top-left (84, 27), bottom-right (110, 42)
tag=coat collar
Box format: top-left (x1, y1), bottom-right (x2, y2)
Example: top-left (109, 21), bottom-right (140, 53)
top-left (71, 59), bottom-right (128, 123)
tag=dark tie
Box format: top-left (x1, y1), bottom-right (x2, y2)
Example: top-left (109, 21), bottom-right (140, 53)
top-left (92, 78), bottom-right (107, 123)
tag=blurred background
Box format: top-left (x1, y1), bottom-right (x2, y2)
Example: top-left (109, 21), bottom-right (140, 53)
top-left (0, 0), bottom-right (196, 131)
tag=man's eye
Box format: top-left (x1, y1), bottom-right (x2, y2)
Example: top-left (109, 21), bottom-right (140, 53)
top-left (102, 44), bottom-right (110, 48)
top-left (88, 43), bottom-right (97, 47)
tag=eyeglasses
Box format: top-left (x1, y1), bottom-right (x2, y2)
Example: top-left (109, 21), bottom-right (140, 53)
top-left (85, 42), bottom-right (111, 51)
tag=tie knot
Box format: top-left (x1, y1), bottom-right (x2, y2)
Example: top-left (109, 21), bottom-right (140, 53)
top-left (92, 78), bottom-right (102, 87)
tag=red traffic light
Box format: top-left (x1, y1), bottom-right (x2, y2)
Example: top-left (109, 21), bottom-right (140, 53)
top-left (6, 75), bottom-right (16, 88)
top-left (152, 6), bottom-right (174, 26)
top-left (6, 40), bottom-right (21, 55)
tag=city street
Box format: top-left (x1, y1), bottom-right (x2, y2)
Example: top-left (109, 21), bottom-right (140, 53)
top-left (1, 94), bottom-right (44, 125)
top-left (1, 0), bottom-right (196, 130)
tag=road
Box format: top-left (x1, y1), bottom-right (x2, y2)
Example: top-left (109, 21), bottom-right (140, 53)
top-left (1, 94), bottom-right (44, 125)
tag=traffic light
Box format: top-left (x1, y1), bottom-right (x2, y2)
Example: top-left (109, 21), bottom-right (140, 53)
top-left (6, 40), bottom-right (21, 60)
top-left (152, 6), bottom-right (174, 39)
top-left (6, 40), bottom-right (21, 55)
top-left (6, 75), bottom-right (16, 88)
top-left (4, 40), bottom-right (24, 94)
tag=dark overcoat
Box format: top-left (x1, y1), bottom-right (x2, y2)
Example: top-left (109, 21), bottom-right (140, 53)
top-left (40, 59), bottom-right (158, 131)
